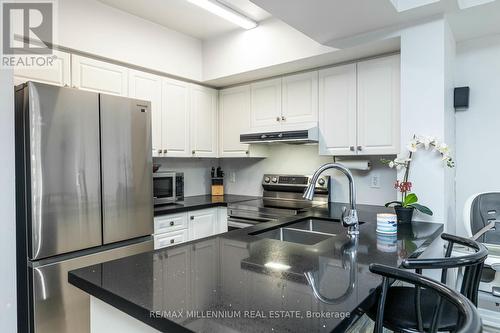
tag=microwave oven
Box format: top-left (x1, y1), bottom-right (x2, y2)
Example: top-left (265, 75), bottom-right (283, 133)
top-left (153, 171), bottom-right (184, 205)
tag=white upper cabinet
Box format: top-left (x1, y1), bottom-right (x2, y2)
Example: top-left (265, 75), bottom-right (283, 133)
top-left (319, 55), bottom-right (400, 156)
top-left (14, 50), bottom-right (71, 87)
top-left (219, 85), bottom-right (268, 158)
top-left (161, 78), bottom-right (191, 157)
top-left (319, 64), bottom-right (357, 156)
top-left (219, 85), bottom-right (251, 157)
top-left (250, 78), bottom-right (282, 131)
top-left (190, 85), bottom-right (218, 158)
top-left (128, 70), bottom-right (163, 156)
top-left (357, 55), bottom-right (400, 155)
top-left (281, 71), bottom-right (318, 129)
top-left (71, 55), bottom-right (128, 96)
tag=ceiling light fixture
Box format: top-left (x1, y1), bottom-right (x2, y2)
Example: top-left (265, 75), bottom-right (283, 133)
top-left (187, 0), bottom-right (258, 30)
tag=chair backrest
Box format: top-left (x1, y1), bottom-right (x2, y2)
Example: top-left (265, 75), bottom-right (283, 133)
top-left (369, 263), bottom-right (482, 333)
top-left (463, 192), bottom-right (500, 243)
top-left (401, 233), bottom-right (488, 305)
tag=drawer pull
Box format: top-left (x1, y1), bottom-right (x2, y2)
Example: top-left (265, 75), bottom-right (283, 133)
top-left (170, 239), bottom-right (175, 244)
top-left (190, 216), bottom-right (194, 220)
top-left (170, 221), bottom-right (174, 226)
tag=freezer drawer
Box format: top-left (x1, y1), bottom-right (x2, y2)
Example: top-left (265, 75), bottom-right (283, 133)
top-left (31, 238), bottom-right (153, 333)
top-left (21, 82), bottom-right (102, 260)
top-left (99, 94), bottom-right (153, 244)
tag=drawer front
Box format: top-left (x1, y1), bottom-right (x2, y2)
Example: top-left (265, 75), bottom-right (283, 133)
top-left (154, 230), bottom-right (188, 250)
top-left (154, 213), bottom-right (188, 234)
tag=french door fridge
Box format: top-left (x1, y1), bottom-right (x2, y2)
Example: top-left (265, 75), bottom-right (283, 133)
top-left (15, 82), bottom-right (154, 333)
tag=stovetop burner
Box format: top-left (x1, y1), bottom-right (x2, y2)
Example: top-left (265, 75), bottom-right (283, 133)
top-left (228, 174), bottom-right (331, 221)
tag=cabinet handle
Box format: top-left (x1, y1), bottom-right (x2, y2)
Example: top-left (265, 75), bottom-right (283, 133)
top-left (245, 150), bottom-right (249, 155)
top-left (276, 117), bottom-right (280, 122)
top-left (190, 216), bottom-right (194, 220)
top-left (281, 116), bottom-right (286, 121)
top-left (349, 146), bottom-right (355, 151)
top-left (164, 149), bottom-right (168, 154)
top-left (357, 146), bottom-right (363, 151)
top-left (169, 221), bottom-right (174, 226)
top-left (192, 150), bottom-right (196, 155)
top-left (170, 239), bottom-right (175, 244)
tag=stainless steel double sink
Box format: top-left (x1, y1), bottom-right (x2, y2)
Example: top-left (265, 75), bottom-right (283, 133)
top-left (250, 218), bottom-right (363, 246)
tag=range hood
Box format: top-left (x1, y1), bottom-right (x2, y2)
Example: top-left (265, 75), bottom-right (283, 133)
top-left (240, 127), bottom-right (318, 144)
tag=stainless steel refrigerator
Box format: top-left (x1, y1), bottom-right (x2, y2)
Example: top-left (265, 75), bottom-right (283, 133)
top-left (15, 82), bottom-right (154, 333)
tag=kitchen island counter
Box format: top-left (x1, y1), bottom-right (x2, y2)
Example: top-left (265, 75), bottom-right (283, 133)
top-left (70, 204), bottom-right (443, 333)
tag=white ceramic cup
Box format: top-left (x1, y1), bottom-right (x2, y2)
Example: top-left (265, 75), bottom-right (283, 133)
top-left (376, 213), bottom-right (397, 234)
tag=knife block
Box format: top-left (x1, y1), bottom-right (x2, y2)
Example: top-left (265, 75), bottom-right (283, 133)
top-left (211, 178), bottom-right (224, 196)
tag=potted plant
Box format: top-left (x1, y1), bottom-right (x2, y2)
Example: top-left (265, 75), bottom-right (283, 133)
top-left (382, 135), bottom-right (455, 224)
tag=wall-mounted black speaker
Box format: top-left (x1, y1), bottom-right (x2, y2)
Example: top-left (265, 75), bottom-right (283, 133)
top-left (454, 87), bottom-right (470, 110)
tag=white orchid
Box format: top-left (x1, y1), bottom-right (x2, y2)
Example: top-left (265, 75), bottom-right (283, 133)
top-left (437, 143), bottom-right (449, 155)
top-left (419, 136), bottom-right (435, 150)
top-left (388, 161), bottom-right (395, 168)
top-left (407, 140), bottom-right (418, 152)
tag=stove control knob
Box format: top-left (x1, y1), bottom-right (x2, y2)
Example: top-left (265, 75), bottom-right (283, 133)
top-left (271, 177), bottom-right (278, 183)
top-left (318, 178), bottom-right (325, 186)
top-left (264, 176), bottom-right (271, 183)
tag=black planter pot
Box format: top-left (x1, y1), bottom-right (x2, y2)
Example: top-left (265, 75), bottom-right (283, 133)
top-left (394, 206), bottom-right (414, 224)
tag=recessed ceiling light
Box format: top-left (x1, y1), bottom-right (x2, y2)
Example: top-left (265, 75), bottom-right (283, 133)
top-left (264, 261), bottom-right (291, 271)
top-left (187, 0), bottom-right (258, 30)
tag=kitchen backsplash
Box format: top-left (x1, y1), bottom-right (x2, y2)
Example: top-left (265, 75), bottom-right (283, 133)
top-left (154, 145), bottom-right (397, 205)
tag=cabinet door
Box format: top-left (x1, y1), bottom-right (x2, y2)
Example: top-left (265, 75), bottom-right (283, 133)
top-left (161, 78), bottom-right (190, 157)
top-left (219, 85), bottom-right (251, 157)
top-left (154, 212), bottom-right (188, 234)
top-left (14, 50), bottom-right (71, 86)
top-left (188, 209), bottom-right (217, 241)
top-left (281, 71), bottom-right (318, 129)
top-left (71, 55), bottom-right (128, 96)
top-left (191, 239), bottom-right (218, 310)
top-left (318, 64), bottom-right (357, 156)
top-left (217, 207), bottom-right (228, 233)
top-left (220, 239), bottom-right (249, 308)
top-left (154, 230), bottom-right (189, 250)
top-left (190, 85), bottom-right (218, 157)
top-left (250, 78), bottom-right (282, 131)
top-left (160, 246), bottom-right (191, 314)
top-left (357, 55), bottom-right (400, 155)
top-left (129, 70), bottom-right (163, 156)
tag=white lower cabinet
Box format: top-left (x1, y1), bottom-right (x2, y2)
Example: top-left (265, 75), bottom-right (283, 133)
top-left (154, 207), bottom-right (228, 250)
top-left (188, 208), bottom-right (218, 240)
top-left (154, 229), bottom-right (188, 250)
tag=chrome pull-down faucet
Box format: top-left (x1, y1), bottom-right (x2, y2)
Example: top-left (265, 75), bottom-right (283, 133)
top-left (303, 163), bottom-right (359, 236)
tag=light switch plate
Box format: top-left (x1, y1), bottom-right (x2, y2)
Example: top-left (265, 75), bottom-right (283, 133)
top-left (229, 171), bottom-right (236, 183)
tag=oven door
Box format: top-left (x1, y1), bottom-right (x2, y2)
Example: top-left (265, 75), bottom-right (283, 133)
top-left (153, 173), bottom-right (175, 205)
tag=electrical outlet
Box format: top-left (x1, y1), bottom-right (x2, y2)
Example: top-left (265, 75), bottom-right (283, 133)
top-left (229, 171), bottom-right (236, 183)
top-left (370, 174), bottom-right (380, 188)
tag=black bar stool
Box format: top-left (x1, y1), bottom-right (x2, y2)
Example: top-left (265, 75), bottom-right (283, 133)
top-left (368, 233), bottom-right (487, 332)
top-left (369, 264), bottom-right (483, 333)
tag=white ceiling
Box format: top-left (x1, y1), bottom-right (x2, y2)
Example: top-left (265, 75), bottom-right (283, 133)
top-left (98, 0), bottom-right (271, 40)
top-left (250, 0), bottom-right (500, 46)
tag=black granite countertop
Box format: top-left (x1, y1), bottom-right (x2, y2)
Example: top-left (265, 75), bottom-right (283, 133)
top-left (69, 203), bottom-right (443, 333)
top-left (154, 195), bottom-right (260, 216)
